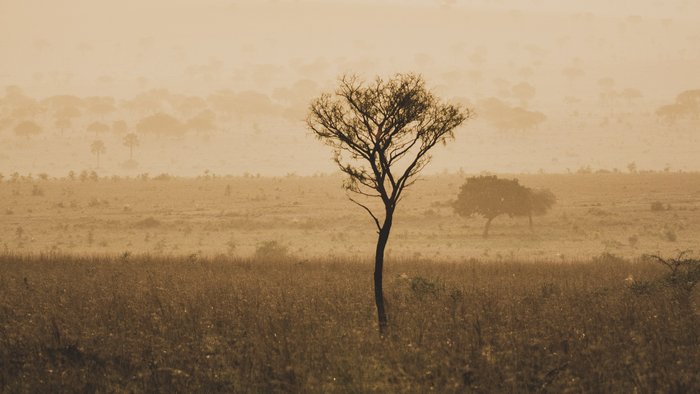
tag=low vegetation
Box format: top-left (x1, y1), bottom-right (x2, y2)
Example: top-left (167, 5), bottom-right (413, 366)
top-left (1, 252), bottom-right (698, 392)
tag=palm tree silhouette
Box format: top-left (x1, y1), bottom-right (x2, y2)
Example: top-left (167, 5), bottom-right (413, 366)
top-left (90, 140), bottom-right (106, 168)
top-left (123, 133), bottom-right (139, 160)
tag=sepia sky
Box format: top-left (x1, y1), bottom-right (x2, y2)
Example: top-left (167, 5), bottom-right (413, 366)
top-left (1, 0), bottom-right (699, 175)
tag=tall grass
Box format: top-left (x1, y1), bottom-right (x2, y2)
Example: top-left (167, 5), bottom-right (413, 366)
top-left (0, 253), bottom-right (698, 392)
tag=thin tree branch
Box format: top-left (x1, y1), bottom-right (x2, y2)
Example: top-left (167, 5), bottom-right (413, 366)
top-left (348, 196), bottom-right (381, 232)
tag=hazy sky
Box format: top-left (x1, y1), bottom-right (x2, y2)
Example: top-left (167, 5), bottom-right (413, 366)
top-left (1, 0), bottom-right (699, 175)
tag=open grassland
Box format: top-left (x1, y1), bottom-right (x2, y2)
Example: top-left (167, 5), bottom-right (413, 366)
top-left (1, 253), bottom-right (699, 392)
top-left (2, 172), bottom-right (700, 260)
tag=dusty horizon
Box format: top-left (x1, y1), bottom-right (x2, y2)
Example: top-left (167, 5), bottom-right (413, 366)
top-left (1, 0), bottom-right (699, 176)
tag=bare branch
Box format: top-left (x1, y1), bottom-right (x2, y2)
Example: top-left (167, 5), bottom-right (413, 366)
top-left (348, 196), bottom-right (381, 232)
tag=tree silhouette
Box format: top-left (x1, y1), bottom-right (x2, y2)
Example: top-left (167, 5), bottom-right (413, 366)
top-left (185, 109), bottom-right (216, 136)
top-left (90, 140), bottom-right (106, 169)
top-left (55, 106), bottom-right (81, 121)
top-left (656, 89), bottom-right (700, 124)
top-left (478, 97), bottom-right (546, 132)
top-left (524, 188), bottom-right (556, 230)
top-left (453, 176), bottom-right (555, 237)
top-left (307, 73), bottom-right (470, 333)
top-left (619, 88), bottom-right (642, 105)
top-left (14, 120), bottom-right (42, 139)
top-left (87, 121), bottom-right (109, 137)
top-left (123, 133), bottom-right (140, 160)
top-left (511, 82), bottom-right (536, 107)
top-left (136, 112), bottom-right (185, 138)
top-left (54, 117), bottom-right (71, 136)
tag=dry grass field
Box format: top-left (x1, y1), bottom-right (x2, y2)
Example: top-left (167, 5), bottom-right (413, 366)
top-left (1, 253), bottom-right (698, 392)
top-left (2, 172), bottom-right (700, 392)
top-left (2, 172), bottom-right (700, 260)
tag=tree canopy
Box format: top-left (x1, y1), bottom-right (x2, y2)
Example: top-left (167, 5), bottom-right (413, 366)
top-left (453, 175), bottom-right (555, 237)
top-left (14, 120), bottom-right (42, 139)
top-left (136, 113), bottom-right (185, 137)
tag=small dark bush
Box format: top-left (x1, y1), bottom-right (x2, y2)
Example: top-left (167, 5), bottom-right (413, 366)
top-left (134, 217), bottom-right (162, 228)
top-left (650, 201), bottom-right (665, 211)
top-left (409, 276), bottom-right (441, 300)
top-left (253, 240), bottom-right (289, 261)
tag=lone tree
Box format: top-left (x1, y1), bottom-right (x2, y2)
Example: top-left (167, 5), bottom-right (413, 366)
top-left (90, 140), bottom-right (106, 169)
top-left (453, 176), bottom-right (555, 237)
top-left (307, 73), bottom-right (470, 333)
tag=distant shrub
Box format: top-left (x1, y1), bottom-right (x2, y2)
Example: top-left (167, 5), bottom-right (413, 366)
top-left (31, 184), bottom-right (44, 196)
top-left (540, 282), bottom-right (560, 298)
top-left (253, 240), bottom-right (289, 261)
top-left (591, 252), bottom-right (627, 265)
top-left (628, 235), bottom-right (639, 247)
top-left (663, 228), bottom-right (677, 242)
top-left (226, 239), bottom-right (237, 256)
top-left (634, 252), bottom-right (700, 308)
top-left (409, 276), bottom-right (442, 300)
top-left (650, 201), bottom-right (665, 211)
top-left (153, 173), bottom-right (173, 181)
top-left (422, 208), bottom-right (438, 218)
top-left (587, 207), bottom-right (610, 216)
top-left (134, 217), bottom-right (161, 228)
top-left (88, 198), bottom-right (108, 207)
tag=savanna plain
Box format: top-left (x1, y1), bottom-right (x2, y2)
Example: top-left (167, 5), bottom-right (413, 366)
top-left (1, 172), bottom-right (700, 392)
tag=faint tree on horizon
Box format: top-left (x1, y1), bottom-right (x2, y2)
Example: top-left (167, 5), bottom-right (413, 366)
top-left (655, 89), bottom-right (700, 125)
top-left (478, 97), bottom-right (546, 132)
top-left (123, 133), bottom-right (140, 160)
top-left (14, 120), bottom-right (42, 139)
top-left (54, 117), bottom-right (71, 136)
top-left (307, 73), bottom-right (470, 334)
top-left (186, 109), bottom-right (217, 136)
top-left (511, 82), bottom-right (536, 107)
top-left (136, 112), bottom-right (185, 138)
top-left (90, 140), bottom-right (106, 169)
top-left (87, 121), bottom-right (109, 137)
top-left (619, 88), bottom-right (642, 105)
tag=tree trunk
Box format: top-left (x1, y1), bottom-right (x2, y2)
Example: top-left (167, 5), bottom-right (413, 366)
top-left (482, 217), bottom-right (493, 238)
top-left (129, 146), bottom-right (133, 160)
top-left (528, 212), bottom-right (533, 231)
top-left (374, 209), bottom-right (393, 335)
